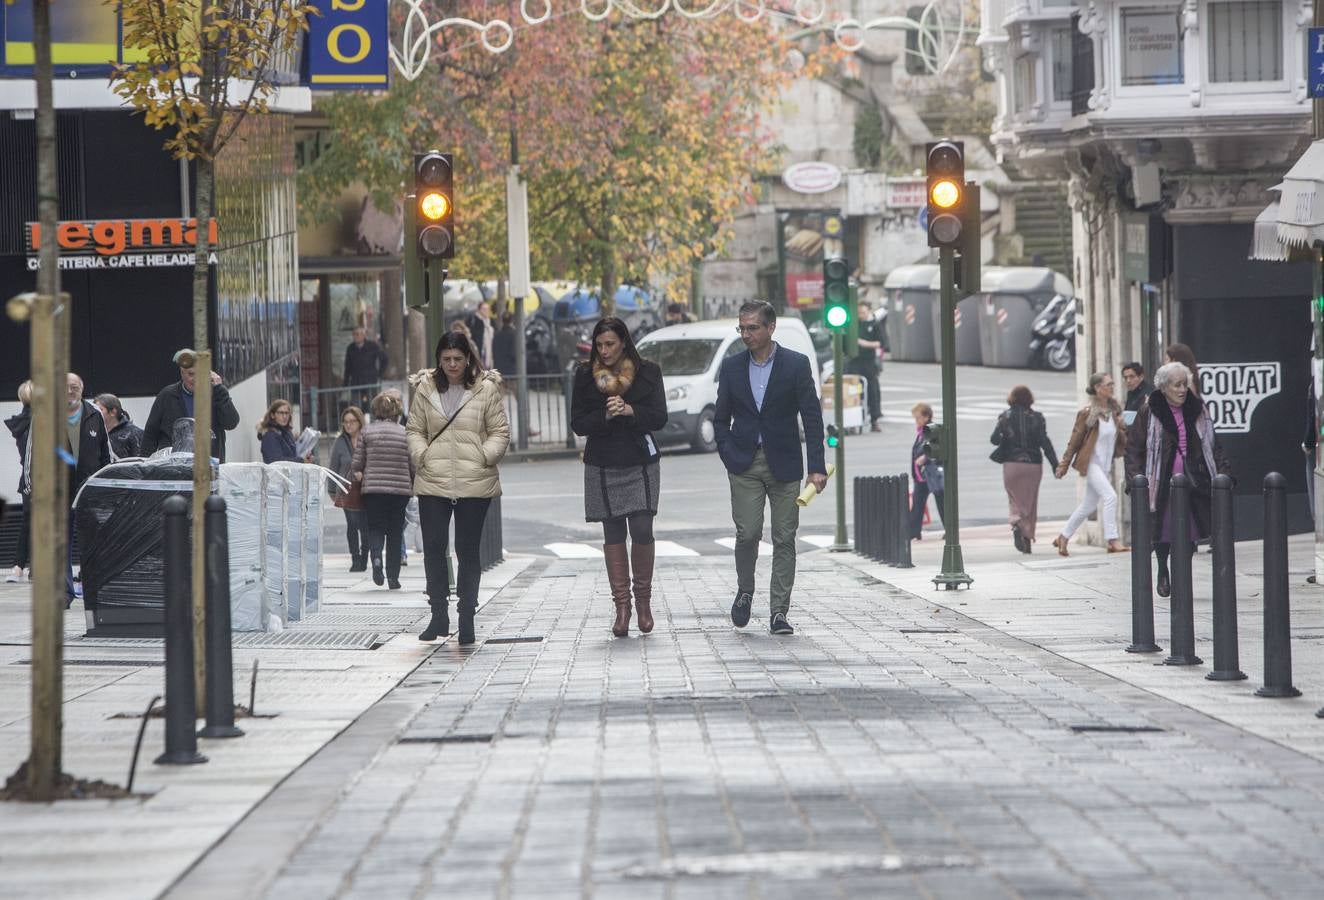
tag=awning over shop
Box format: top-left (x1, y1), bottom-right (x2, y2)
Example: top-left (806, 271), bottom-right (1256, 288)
top-left (1251, 197), bottom-right (1290, 262)
top-left (1275, 139), bottom-right (1324, 248)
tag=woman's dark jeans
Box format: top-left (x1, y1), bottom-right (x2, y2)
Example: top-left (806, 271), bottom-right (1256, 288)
top-left (364, 494), bottom-right (409, 581)
top-left (418, 496), bottom-right (491, 609)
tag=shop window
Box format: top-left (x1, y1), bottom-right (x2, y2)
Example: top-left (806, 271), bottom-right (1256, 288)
top-left (1120, 6), bottom-right (1184, 86)
top-left (1208, 1), bottom-right (1281, 82)
top-left (1050, 25), bottom-right (1074, 101)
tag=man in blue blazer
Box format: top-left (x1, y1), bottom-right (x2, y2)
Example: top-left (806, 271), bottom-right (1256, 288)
top-left (714, 300), bottom-right (826, 635)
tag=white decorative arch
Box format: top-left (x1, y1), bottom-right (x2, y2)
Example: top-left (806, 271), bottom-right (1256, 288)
top-left (387, 0), bottom-right (968, 82)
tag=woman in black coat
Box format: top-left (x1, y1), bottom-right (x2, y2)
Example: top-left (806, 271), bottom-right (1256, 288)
top-left (1125, 361), bottom-right (1231, 598)
top-left (571, 317), bottom-right (668, 638)
top-left (990, 385), bottom-right (1059, 553)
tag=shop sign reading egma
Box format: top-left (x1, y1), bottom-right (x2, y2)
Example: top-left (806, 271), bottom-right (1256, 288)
top-left (24, 217), bottom-right (219, 270)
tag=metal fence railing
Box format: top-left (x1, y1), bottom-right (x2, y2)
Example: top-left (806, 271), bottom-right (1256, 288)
top-left (306, 374), bottom-right (579, 453)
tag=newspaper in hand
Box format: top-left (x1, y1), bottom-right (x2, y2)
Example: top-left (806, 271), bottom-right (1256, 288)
top-left (294, 427), bottom-right (320, 459)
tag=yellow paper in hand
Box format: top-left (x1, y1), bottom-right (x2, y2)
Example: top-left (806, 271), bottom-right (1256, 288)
top-left (796, 463), bottom-right (836, 507)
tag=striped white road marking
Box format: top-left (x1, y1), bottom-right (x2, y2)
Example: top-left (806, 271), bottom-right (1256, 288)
top-left (652, 540), bottom-right (700, 557)
top-left (544, 542), bottom-right (602, 558)
top-left (713, 537), bottom-right (774, 556)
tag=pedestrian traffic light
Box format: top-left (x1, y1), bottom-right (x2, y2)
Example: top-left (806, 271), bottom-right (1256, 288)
top-left (414, 151), bottom-right (454, 260)
top-left (926, 140), bottom-right (964, 250)
top-left (823, 253), bottom-right (850, 331)
top-left (826, 423), bottom-right (840, 449)
top-left (922, 421), bottom-right (945, 463)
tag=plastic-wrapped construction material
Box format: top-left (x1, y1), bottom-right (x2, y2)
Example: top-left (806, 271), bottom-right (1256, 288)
top-left (303, 467), bottom-right (325, 616)
top-left (74, 458), bottom-right (199, 632)
top-left (218, 462), bottom-right (273, 632)
top-left (270, 462), bottom-right (306, 622)
top-left (263, 465), bottom-right (289, 628)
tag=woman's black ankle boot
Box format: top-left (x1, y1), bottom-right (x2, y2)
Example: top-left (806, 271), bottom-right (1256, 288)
top-left (457, 598), bottom-right (476, 645)
top-left (419, 600), bottom-right (449, 641)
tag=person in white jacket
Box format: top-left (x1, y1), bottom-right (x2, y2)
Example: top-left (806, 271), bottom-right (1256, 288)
top-left (406, 332), bottom-right (509, 645)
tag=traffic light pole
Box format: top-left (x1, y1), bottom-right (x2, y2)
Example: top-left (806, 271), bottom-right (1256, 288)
top-left (935, 247), bottom-right (972, 589)
top-left (831, 332), bottom-right (849, 551)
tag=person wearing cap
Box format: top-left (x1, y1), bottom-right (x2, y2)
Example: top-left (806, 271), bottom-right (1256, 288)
top-left (140, 349), bottom-right (241, 461)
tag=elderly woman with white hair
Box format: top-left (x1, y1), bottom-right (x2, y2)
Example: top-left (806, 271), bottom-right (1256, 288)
top-left (1124, 361), bottom-right (1231, 598)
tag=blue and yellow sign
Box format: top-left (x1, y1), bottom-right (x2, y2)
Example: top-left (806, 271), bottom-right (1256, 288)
top-left (304, 0), bottom-right (389, 90)
top-left (0, 0), bottom-right (145, 72)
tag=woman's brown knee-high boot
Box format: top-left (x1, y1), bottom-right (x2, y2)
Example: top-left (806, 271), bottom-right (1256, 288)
top-left (603, 544), bottom-right (631, 637)
top-left (631, 542), bottom-right (655, 634)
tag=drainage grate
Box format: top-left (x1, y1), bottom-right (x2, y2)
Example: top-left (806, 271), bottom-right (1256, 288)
top-left (398, 733), bottom-right (494, 744)
top-left (899, 628), bottom-right (958, 634)
top-left (484, 636), bottom-right (544, 645)
top-left (1070, 724), bottom-right (1165, 734)
top-left (293, 611), bottom-right (426, 627)
top-left (16, 658), bottom-right (162, 667)
top-left (233, 631), bottom-right (382, 649)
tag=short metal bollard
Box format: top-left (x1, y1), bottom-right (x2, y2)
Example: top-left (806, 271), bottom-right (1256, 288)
top-left (869, 477), bottom-right (885, 561)
top-left (1163, 474), bottom-right (1202, 666)
top-left (881, 476), bottom-right (896, 565)
top-left (1127, 475), bottom-right (1162, 654)
top-left (1256, 473), bottom-right (1301, 698)
top-left (200, 496), bottom-right (244, 739)
top-left (895, 473), bottom-right (914, 569)
top-left (155, 495), bottom-right (207, 766)
top-left (1206, 475), bottom-right (1246, 681)
top-left (852, 477), bottom-right (863, 556)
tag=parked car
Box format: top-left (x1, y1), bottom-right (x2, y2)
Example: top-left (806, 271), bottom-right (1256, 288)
top-left (553, 285), bottom-right (662, 370)
top-left (637, 318), bottom-right (821, 452)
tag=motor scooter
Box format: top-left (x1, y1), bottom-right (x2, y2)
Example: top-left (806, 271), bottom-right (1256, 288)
top-left (1027, 294), bottom-right (1076, 371)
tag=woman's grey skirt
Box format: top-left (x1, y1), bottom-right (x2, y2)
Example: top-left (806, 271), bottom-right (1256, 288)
top-left (584, 461), bottom-right (660, 522)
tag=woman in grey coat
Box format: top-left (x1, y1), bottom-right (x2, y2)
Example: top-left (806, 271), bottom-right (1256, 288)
top-left (352, 393), bottom-right (414, 590)
top-left (329, 406), bottom-right (368, 572)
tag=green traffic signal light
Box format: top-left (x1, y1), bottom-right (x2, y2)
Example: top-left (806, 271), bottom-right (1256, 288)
top-left (825, 305), bottom-right (849, 328)
top-left (823, 253), bottom-right (851, 331)
top-left (826, 424), bottom-right (840, 448)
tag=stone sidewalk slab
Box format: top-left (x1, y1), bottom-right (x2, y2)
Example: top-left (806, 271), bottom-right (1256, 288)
top-left (174, 553), bottom-right (1324, 899)
top-left (0, 553), bottom-right (533, 900)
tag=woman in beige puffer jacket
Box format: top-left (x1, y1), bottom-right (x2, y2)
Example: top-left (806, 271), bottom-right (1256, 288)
top-left (406, 332), bottom-right (509, 645)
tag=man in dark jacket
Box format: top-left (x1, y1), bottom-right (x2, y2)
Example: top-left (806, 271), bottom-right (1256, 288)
top-left (65, 373), bottom-right (111, 614)
top-left (714, 300), bottom-right (826, 636)
top-left (140, 349), bottom-right (241, 461)
top-left (94, 393), bottom-right (143, 460)
top-left (845, 299), bottom-right (887, 431)
top-left (1122, 362), bottom-right (1152, 415)
top-left (492, 312), bottom-right (518, 376)
top-left (343, 326), bottom-right (387, 388)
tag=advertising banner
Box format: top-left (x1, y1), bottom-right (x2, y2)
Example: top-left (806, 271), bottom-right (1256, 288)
top-left (304, 0), bottom-right (389, 90)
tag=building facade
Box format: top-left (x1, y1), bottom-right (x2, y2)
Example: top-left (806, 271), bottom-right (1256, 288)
top-left (982, 0), bottom-right (1316, 536)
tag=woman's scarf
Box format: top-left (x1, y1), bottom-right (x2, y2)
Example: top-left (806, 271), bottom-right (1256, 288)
top-left (1144, 400), bottom-right (1218, 512)
top-left (593, 357), bottom-right (636, 397)
top-left (1083, 397), bottom-right (1121, 429)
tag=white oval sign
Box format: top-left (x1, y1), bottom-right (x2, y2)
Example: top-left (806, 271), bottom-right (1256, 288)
top-left (782, 161), bottom-right (842, 194)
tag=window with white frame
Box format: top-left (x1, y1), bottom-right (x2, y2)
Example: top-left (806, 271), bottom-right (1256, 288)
top-left (1120, 6), bottom-right (1184, 86)
top-left (1050, 25), bottom-right (1074, 101)
top-left (1208, 1), bottom-right (1282, 82)
top-left (1014, 53), bottom-right (1038, 112)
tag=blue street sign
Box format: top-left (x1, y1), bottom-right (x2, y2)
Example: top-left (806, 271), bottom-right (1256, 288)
top-left (918, 207), bottom-right (929, 230)
top-left (304, 0), bottom-right (390, 91)
top-left (1310, 28), bottom-right (1324, 98)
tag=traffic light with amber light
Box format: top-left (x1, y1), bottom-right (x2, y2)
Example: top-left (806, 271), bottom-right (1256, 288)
top-left (823, 253), bottom-right (850, 331)
top-left (926, 140), bottom-right (964, 250)
top-left (415, 151), bottom-right (454, 260)
top-left (922, 421), bottom-right (945, 463)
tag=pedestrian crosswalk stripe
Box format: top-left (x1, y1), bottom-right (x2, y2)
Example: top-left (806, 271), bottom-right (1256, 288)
top-left (543, 542), bottom-right (602, 558)
top-left (800, 534), bottom-right (835, 548)
top-left (652, 540), bottom-right (700, 557)
top-left (713, 537), bottom-right (774, 556)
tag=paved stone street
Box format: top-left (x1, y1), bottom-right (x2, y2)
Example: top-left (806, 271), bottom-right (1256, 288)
top-left (173, 554), bottom-right (1324, 899)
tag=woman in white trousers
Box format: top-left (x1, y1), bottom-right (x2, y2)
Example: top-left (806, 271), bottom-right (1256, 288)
top-left (1052, 372), bottom-right (1129, 555)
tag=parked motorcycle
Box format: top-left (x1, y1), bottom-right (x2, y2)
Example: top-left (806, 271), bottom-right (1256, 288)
top-left (1027, 294), bottom-right (1076, 372)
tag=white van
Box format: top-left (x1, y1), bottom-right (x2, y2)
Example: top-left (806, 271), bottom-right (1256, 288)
top-left (636, 317), bottom-right (822, 453)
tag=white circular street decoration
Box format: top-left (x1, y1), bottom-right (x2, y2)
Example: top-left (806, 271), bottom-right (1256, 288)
top-left (782, 162), bottom-right (842, 194)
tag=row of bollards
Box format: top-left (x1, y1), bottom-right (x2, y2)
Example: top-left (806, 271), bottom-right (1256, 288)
top-left (853, 475), bottom-right (913, 569)
top-left (156, 494), bottom-right (244, 767)
top-left (1127, 471), bottom-right (1304, 702)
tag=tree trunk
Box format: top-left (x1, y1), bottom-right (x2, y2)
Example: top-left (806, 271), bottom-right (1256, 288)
top-left (190, 156), bottom-right (215, 710)
top-left (24, 0), bottom-right (65, 802)
top-left (600, 244), bottom-right (618, 317)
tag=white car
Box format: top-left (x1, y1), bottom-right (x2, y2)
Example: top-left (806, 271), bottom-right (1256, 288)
top-left (636, 317), bottom-right (822, 452)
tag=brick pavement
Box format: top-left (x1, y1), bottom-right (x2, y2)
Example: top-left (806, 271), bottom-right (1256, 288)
top-left (176, 555), bottom-right (1324, 899)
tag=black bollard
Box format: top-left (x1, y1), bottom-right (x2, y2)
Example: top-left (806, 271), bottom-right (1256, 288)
top-left (1206, 475), bottom-right (1246, 681)
top-left (881, 476), bottom-right (896, 564)
top-left (1163, 474), bottom-right (1202, 666)
top-left (155, 495), bottom-right (207, 765)
top-left (200, 496), bottom-right (244, 738)
top-left (853, 477), bottom-right (863, 556)
top-left (895, 473), bottom-right (914, 569)
top-left (869, 477), bottom-right (884, 561)
top-left (1126, 475), bottom-right (1162, 654)
top-left (1256, 472), bottom-right (1301, 697)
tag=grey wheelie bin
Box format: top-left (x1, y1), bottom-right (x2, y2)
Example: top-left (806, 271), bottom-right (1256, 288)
top-left (882, 264), bottom-right (939, 362)
top-left (929, 266), bottom-right (986, 365)
top-left (977, 267), bottom-right (1074, 368)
